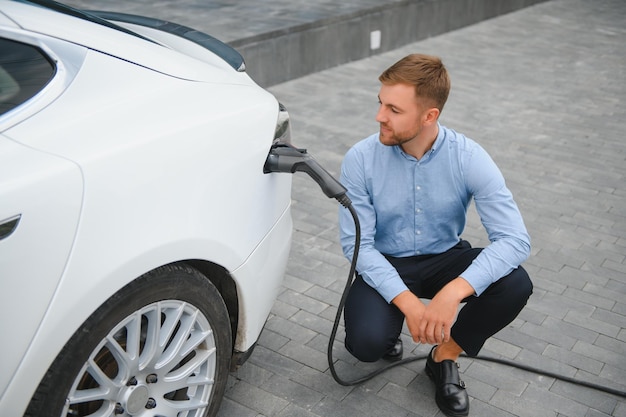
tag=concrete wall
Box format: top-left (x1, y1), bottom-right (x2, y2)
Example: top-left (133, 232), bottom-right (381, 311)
top-left (231, 0), bottom-right (548, 87)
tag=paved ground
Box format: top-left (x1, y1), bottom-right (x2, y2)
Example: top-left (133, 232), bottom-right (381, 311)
top-left (255, 1), bottom-right (626, 416)
top-left (70, 0), bottom-right (626, 415)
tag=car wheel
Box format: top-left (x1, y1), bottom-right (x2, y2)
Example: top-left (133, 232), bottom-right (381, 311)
top-left (25, 264), bottom-right (232, 417)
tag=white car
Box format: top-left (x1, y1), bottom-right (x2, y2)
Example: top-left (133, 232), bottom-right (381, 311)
top-left (0, 0), bottom-right (293, 416)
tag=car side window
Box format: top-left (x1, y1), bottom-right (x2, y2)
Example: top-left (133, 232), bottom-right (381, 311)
top-left (0, 38), bottom-right (56, 116)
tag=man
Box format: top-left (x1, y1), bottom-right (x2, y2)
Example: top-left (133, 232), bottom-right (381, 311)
top-left (338, 53), bottom-right (533, 417)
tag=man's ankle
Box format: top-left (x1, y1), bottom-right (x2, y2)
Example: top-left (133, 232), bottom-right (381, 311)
top-left (432, 341), bottom-right (463, 363)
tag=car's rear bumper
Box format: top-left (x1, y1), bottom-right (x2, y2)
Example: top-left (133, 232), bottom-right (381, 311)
top-left (230, 201), bottom-right (293, 354)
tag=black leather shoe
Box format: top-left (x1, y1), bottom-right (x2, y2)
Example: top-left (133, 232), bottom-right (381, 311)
top-left (424, 346), bottom-right (469, 417)
top-left (382, 338), bottom-right (403, 361)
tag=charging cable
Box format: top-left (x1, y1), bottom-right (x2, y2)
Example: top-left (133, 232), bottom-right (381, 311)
top-left (264, 143), bottom-right (626, 398)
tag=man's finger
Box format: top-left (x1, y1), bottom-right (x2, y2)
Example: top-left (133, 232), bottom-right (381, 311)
top-left (442, 325), bottom-right (451, 343)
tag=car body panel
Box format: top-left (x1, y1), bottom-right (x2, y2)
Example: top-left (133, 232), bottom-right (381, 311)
top-left (0, 135), bottom-right (83, 396)
top-left (231, 202), bottom-right (292, 348)
top-left (0, 1), bottom-right (293, 414)
top-left (0, 5), bottom-right (16, 26)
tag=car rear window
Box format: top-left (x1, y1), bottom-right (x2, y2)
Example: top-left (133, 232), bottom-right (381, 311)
top-left (0, 38), bottom-right (55, 116)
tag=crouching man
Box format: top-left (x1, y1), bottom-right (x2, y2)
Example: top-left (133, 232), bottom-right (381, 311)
top-left (339, 53), bottom-right (533, 417)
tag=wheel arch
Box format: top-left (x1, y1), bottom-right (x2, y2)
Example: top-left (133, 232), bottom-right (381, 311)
top-left (179, 259), bottom-right (242, 367)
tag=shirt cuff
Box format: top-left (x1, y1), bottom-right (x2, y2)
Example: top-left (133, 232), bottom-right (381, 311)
top-left (459, 264), bottom-right (490, 296)
top-left (362, 273), bottom-right (409, 304)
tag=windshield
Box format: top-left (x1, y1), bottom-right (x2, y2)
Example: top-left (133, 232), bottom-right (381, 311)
top-left (15, 0), bottom-right (154, 42)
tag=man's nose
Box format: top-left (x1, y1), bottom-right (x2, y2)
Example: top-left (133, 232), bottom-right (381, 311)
top-left (375, 106), bottom-right (386, 123)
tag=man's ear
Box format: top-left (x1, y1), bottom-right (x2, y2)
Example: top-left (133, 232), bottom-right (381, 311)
top-left (424, 107), bottom-right (440, 125)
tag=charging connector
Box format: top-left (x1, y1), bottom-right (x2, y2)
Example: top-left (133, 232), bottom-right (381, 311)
top-left (264, 143), bottom-right (351, 207)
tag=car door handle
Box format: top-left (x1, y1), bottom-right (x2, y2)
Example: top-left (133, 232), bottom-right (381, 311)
top-left (0, 215), bottom-right (21, 241)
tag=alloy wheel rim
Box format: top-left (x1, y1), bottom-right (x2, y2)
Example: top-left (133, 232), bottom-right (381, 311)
top-left (62, 300), bottom-right (217, 416)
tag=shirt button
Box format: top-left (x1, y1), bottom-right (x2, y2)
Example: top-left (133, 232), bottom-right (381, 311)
top-left (416, 230), bottom-right (421, 235)
top-left (416, 208), bottom-right (422, 214)
top-left (416, 186), bottom-right (421, 190)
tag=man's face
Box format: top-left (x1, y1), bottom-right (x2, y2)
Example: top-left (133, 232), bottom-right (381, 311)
top-left (376, 82), bottom-right (426, 147)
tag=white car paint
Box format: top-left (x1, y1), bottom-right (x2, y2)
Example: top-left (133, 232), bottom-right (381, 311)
top-left (0, 1), bottom-right (293, 415)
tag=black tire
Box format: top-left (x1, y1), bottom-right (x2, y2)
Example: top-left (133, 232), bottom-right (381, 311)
top-left (25, 264), bottom-right (232, 417)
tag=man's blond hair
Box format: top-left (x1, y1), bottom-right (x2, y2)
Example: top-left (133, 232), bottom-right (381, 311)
top-left (379, 54), bottom-right (450, 112)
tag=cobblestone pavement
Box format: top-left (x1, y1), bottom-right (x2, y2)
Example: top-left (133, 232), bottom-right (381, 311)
top-left (68, 0), bottom-right (626, 415)
top-left (260, 1), bottom-right (626, 416)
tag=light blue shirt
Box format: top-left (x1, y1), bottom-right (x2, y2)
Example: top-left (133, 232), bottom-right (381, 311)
top-left (339, 124), bottom-right (530, 303)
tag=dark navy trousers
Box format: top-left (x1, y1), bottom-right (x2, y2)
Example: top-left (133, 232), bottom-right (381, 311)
top-left (343, 240), bottom-right (533, 361)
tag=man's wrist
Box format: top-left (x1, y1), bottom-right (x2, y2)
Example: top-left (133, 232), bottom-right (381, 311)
top-left (392, 290), bottom-right (423, 313)
top-left (443, 277), bottom-right (475, 302)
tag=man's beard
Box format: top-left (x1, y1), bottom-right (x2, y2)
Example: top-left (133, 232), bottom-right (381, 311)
top-left (379, 123), bottom-right (421, 147)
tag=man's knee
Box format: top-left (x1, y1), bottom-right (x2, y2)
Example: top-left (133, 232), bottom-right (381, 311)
top-left (344, 327), bottom-right (391, 362)
top-left (512, 266), bottom-right (533, 300)
top-left (473, 266), bottom-right (532, 315)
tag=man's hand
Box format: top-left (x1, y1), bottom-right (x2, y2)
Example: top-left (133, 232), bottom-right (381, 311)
top-left (392, 277), bottom-right (475, 345)
top-left (392, 291), bottom-right (426, 343)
